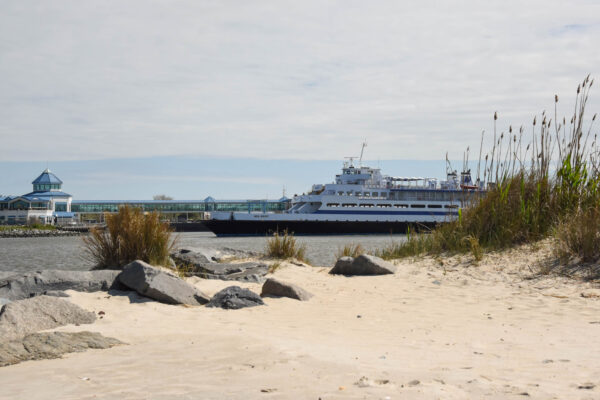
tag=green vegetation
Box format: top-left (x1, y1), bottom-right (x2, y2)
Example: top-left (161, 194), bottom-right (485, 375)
top-left (264, 230), bottom-right (307, 262)
top-left (335, 243), bottom-right (365, 259)
top-left (381, 76), bottom-right (600, 273)
top-left (83, 205), bottom-right (176, 269)
top-left (0, 224), bottom-right (57, 231)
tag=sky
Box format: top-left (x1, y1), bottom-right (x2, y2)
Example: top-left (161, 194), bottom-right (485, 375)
top-left (1, 0), bottom-right (599, 199)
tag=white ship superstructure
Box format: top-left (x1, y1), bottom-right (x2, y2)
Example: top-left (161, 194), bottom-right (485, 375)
top-left (205, 147), bottom-right (483, 235)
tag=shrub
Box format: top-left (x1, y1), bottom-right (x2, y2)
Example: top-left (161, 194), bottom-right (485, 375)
top-left (335, 243), bottom-right (365, 259)
top-left (555, 206), bottom-right (600, 263)
top-left (380, 76), bottom-right (600, 265)
top-left (83, 205), bottom-right (176, 269)
top-left (264, 230), bottom-right (306, 261)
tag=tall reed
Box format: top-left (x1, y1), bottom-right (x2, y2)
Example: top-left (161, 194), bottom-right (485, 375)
top-left (383, 76), bottom-right (600, 264)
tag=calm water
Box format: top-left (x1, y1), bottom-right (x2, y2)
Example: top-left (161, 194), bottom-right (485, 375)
top-left (0, 232), bottom-right (407, 273)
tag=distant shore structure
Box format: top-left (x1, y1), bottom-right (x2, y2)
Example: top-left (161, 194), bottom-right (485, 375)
top-left (0, 169), bottom-right (74, 225)
top-left (0, 170), bottom-right (289, 226)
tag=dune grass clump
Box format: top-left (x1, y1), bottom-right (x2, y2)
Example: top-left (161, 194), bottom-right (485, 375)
top-left (335, 243), bottom-right (365, 259)
top-left (264, 230), bottom-right (307, 262)
top-left (381, 76), bottom-right (600, 270)
top-left (83, 205), bottom-right (176, 269)
top-left (554, 205), bottom-right (600, 263)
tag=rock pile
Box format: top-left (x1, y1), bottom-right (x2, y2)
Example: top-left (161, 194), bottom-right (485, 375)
top-left (0, 229), bottom-right (82, 238)
top-left (171, 248), bottom-right (268, 283)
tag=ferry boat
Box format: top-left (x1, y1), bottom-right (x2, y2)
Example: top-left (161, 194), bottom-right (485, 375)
top-left (204, 146), bottom-right (483, 236)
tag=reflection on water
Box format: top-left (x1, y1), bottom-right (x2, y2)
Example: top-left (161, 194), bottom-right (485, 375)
top-left (0, 232), bottom-right (407, 273)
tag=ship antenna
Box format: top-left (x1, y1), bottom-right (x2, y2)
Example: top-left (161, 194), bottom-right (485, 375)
top-left (359, 141), bottom-right (367, 167)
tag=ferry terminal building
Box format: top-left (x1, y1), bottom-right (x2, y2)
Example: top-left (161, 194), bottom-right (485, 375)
top-left (0, 170), bottom-right (289, 225)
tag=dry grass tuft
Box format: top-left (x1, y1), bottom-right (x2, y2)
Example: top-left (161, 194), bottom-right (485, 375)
top-left (335, 243), bottom-right (365, 259)
top-left (83, 205), bottom-right (176, 269)
top-left (264, 230), bottom-right (306, 262)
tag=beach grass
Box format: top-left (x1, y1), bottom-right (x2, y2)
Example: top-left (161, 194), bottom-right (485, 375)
top-left (335, 243), bottom-right (365, 259)
top-left (264, 230), bottom-right (307, 262)
top-left (381, 76), bottom-right (600, 270)
top-left (83, 205), bottom-right (176, 269)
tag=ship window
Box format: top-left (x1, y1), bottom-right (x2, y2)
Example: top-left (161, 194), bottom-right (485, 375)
top-left (372, 192), bottom-right (378, 198)
top-left (444, 204), bottom-right (459, 208)
top-left (394, 204), bottom-right (409, 208)
top-left (428, 204), bottom-right (442, 208)
top-left (377, 204), bottom-right (392, 208)
top-left (359, 203), bottom-right (374, 208)
top-left (410, 204), bottom-right (426, 208)
top-left (355, 192), bottom-right (361, 197)
top-left (342, 203), bottom-right (357, 207)
top-left (338, 191), bottom-right (344, 195)
top-left (326, 203), bottom-right (340, 207)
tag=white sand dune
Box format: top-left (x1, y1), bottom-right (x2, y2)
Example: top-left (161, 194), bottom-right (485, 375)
top-left (1, 246), bottom-right (599, 399)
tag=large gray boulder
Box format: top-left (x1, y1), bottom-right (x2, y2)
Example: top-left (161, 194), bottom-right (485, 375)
top-left (0, 331), bottom-right (123, 367)
top-left (172, 248), bottom-right (218, 265)
top-left (172, 248), bottom-right (268, 282)
top-left (118, 260), bottom-right (210, 305)
top-left (206, 286), bottom-right (264, 310)
top-left (191, 262), bottom-right (268, 283)
top-left (0, 296), bottom-right (96, 341)
top-left (261, 278), bottom-right (313, 301)
top-left (330, 254), bottom-right (396, 276)
top-left (0, 270), bottom-right (121, 301)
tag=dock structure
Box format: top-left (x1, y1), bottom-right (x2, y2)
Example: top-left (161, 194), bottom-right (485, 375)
top-left (0, 169), bottom-right (289, 226)
top-left (71, 198), bottom-right (290, 224)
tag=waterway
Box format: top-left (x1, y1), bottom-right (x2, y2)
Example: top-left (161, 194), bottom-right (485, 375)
top-left (0, 232), bottom-right (407, 274)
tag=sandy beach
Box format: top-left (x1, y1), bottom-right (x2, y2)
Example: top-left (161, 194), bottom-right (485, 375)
top-left (1, 246), bottom-right (599, 400)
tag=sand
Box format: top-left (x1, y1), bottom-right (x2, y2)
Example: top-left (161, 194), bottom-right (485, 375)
top-left (1, 245), bottom-right (599, 399)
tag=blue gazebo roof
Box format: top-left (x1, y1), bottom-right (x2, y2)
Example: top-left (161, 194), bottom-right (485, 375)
top-left (32, 169), bottom-right (63, 185)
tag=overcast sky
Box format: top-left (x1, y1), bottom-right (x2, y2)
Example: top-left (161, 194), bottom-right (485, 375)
top-left (1, 1), bottom-right (599, 197)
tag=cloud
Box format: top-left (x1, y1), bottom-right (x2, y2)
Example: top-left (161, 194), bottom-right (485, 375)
top-left (1, 0), bottom-right (599, 163)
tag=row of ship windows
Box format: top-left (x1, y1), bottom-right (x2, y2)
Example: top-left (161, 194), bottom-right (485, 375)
top-left (327, 190), bottom-right (473, 201)
top-left (326, 203), bottom-right (459, 209)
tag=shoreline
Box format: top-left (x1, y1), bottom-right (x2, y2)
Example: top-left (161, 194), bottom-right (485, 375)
top-left (0, 243), bottom-right (599, 399)
top-left (0, 228), bottom-right (84, 238)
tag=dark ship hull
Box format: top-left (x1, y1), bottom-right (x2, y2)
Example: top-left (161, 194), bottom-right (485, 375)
top-left (203, 219), bottom-right (436, 236)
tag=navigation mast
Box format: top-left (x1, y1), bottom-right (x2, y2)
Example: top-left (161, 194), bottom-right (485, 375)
top-left (359, 141), bottom-right (367, 167)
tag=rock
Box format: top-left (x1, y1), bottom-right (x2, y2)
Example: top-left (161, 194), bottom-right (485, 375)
top-left (330, 254), bottom-right (396, 276)
top-left (330, 257), bottom-right (354, 274)
top-left (192, 262), bottom-right (269, 283)
top-left (173, 248), bottom-right (218, 265)
top-left (0, 270), bottom-right (121, 301)
top-left (206, 286), bottom-right (264, 309)
top-left (171, 248), bottom-right (268, 282)
top-left (0, 331), bottom-right (123, 367)
top-left (260, 278), bottom-right (313, 301)
top-left (0, 296), bottom-right (96, 341)
top-left (118, 260), bottom-right (210, 305)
